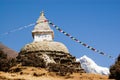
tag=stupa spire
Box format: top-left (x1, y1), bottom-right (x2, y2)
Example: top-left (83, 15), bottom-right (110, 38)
top-left (32, 11), bottom-right (54, 42)
top-left (41, 11), bottom-right (44, 16)
top-left (36, 11), bottom-right (46, 23)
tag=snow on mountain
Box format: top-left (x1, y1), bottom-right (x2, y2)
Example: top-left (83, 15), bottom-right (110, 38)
top-left (76, 55), bottom-right (110, 75)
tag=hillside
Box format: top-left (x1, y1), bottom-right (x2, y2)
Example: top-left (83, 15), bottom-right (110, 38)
top-left (0, 43), bottom-right (18, 58)
top-left (0, 66), bottom-right (110, 80)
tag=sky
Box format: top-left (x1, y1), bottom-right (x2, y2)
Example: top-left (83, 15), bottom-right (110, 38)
top-left (0, 0), bottom-right (120, 67)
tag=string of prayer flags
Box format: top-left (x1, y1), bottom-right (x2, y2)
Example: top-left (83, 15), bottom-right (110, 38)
top-left (0, 23), bottom-right (35, 37)
top-left (48, 20), bottom-right (115, 59)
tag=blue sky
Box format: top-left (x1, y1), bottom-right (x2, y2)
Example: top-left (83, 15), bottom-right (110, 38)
top-left (0, 0), bottom-right (120, 67)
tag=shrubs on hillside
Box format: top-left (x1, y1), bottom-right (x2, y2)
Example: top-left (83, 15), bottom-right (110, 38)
top-left (0, 50), bottom-right (16, 72)
top-left (109, 54), bottom-right (120, 80)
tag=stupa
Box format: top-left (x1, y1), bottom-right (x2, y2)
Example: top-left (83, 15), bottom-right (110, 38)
top-left (20, 11), bottom-right (69, 54)
top-left (17, 11), bottom-right (85, 75)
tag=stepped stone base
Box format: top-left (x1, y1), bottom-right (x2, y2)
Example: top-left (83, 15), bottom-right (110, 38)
top-left (17, 51), bottom-right (85, 75)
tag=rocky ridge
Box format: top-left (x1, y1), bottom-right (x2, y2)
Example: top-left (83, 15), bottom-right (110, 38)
top-left (0, 43), bottom-right (18, 58)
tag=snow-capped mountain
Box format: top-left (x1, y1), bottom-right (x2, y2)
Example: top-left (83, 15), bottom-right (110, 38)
top-left (76, 55), bottom-right (110, 75)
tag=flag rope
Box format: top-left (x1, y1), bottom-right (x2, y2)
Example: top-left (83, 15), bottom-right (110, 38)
top-left (0, 23), bottom-right (35, 38)
top-left (46, 20), bottom-right (115, 59)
